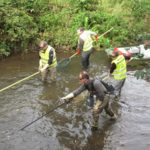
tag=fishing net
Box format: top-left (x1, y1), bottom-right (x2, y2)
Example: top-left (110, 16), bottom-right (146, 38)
top-left (57, 58), bottom-right (71, 70)
top-left (56, 53), bottom-right (78, 70)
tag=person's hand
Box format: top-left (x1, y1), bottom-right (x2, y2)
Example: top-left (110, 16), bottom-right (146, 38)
top-left (76, 49), bottom-right (81, 55)
top-left (60, 97), bottom-right (69, 104)
top-left (60, 97), bottom-right (72, 104)
top-left (95, 35), bottom-right (99, 41)
top-left (38, 66), bottom-right (42, 72)
top-left (60, 97), bottom-right (67, 101)
top-left (39, 64), bottom-right (49, 72)
top-left (60, 93), bottom-right (74, 104)
top-left (39, 68), bottom-right (45, 72)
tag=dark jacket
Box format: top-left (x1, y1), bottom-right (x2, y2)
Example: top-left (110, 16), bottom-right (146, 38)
top-left (73, 78), bottom-right (107, 101)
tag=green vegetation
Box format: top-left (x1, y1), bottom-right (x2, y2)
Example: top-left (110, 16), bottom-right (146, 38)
top-left (134, 67), bottom-right (150, 81)
top-left (0, 0), bottom-right (150, 58)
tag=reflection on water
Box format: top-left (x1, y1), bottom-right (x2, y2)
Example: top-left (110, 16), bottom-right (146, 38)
top-left (0, 51), bottom-right (150, 150)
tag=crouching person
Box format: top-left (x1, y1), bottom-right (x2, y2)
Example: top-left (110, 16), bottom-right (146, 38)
top-left (61, 71), bottom-right (117, 131)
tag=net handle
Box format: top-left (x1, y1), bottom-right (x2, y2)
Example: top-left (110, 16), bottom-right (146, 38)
top-left (98, 27), bottom-right (114, 39)
top-left (69, 52), bottom-right (78, 59)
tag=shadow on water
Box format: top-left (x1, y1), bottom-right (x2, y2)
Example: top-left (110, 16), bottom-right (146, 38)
top-left (0, 51), bottom-right (150, 150)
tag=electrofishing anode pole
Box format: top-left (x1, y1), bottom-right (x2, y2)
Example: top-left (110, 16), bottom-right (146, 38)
top-left (19, 99), bottom-right (72, 131)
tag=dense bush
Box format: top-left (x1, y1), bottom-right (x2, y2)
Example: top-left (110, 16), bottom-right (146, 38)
top-left (0, 0), bottom-right (150, 57)
top-left (0, 5), bottom-right (38, 56)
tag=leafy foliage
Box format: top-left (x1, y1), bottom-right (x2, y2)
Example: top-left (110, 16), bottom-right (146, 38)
top-left (0, 4), bottom-right (38, 56)
top-left (0, 42), bottom-right (10, 58)
top-left (0, 0), bottom-right (150, 57)
top-left (127, 0), bottom-right (150, 20)
top-left (134, 68), bottom-right (150, 81)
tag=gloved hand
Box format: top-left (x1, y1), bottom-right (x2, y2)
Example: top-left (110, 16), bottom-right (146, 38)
top-left (76, 49), bottom-right (81, 55)
top-left (60, 97), bottom-right (72, 104)
top-left (60, 93), bottom-right (74, 103)
top-left (60, 97), bottom-right (67, 104)
top-left (61, 97), bottom-right (67, 101)
top-left (39, 67), bottom-right (45, 72)
top-left (39, 64), bottom-right (49, 72)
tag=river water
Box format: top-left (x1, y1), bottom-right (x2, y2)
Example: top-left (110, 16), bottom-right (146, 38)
top-left (0, 51), bottom-right (150, 150)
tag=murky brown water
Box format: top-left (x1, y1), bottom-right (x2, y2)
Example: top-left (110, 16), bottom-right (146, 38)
top-left (0, 51), bottom-right (150, 150)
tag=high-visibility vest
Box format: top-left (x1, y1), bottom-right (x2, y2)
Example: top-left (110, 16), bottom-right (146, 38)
top-left (112, 55), bottom-right (127, 80)
top-left (39, 45), bottom-right (57, 68)
top-left (80, 31), bottom-right (95, 52)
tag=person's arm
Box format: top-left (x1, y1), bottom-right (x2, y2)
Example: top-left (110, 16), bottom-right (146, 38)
top-left (61, 85), bottom-right (86, 101)
top-left (89, 31), bottom-right (98, 41)
top-left (76, 38), bottom-right (84, 55)
top-left (89, 31), bottom-right (97, 36)
top-left (73, 84), bottom-right (86, 97)
top-left (38, 55), bottom-right (43, 71)
top-left (48, 49), bottom-right (54, 65)
top-left (93, 80), bottom-right (106, 100)
top-left (110, 63), bottom-right (116, 74)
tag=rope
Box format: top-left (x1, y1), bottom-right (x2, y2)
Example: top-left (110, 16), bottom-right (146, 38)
top-left (0, 71), bottom-right (40, 93)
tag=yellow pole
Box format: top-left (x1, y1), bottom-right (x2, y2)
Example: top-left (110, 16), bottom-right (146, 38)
top-left (95, 27), bottom-right (114, 51)
top-left (0, 71), bottom-right (40, 93)
top-left (98, 27), bottom-right (114, 39)
top-left (69, 52), bottom-right (78, 59)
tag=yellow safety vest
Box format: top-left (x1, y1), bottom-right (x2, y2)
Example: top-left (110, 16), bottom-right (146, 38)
top-left (80, 31), bottom-right (94, 52)
top-left (39, 46), bottom-right (57, 68)
top-left (112, 55), bottom-right (127, 80)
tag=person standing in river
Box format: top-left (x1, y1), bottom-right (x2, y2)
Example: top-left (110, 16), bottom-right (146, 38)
top-left (38, 41), bottom-right (57, 82)
top-left (61, 71), bottom-right (117, 130)
top-left (110, 50), bottom-right (127, 97)
top-left (76, 27), bottom-right (98, 71)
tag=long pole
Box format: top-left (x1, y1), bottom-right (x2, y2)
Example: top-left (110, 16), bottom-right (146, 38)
top-left (0, 71), bottom-right (40, 93)
top-left (19, 100), bottom-right (71, 131)
top-left (69, 52), bottom-right (78, 59)
top-left (98, 27), bottom-right (114, 39)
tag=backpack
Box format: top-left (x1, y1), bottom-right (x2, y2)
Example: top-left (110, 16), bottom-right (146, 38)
top-left (101, 80), bottom-right (115, 94)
